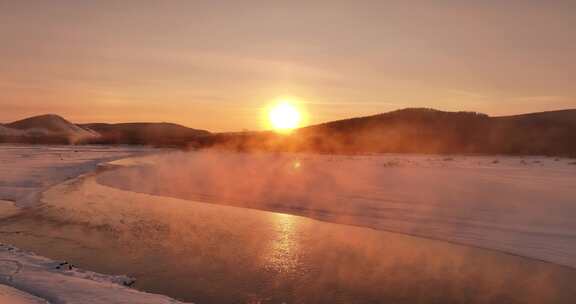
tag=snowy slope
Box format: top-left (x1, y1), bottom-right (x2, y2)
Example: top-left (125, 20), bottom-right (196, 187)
top-left (6, 114), bottom-right (98, 143)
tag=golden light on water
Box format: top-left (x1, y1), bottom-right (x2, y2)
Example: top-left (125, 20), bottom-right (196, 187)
top-left (265, 213), bottom-right (299, 274)
top-left (268, 100), bottom-right (302, 132)
top-left (293, 160), bottom-right (301, 169)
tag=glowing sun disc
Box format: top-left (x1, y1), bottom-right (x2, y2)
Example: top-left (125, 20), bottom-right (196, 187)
top-left (268, 102), bottom-right (301, 131)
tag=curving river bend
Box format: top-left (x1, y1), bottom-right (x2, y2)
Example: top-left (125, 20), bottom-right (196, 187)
top-left (2, 150), bottom-right (576, 303)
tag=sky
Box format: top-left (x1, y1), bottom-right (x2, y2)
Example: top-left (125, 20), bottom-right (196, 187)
top-left (1, 0), bottom-right (575, 131)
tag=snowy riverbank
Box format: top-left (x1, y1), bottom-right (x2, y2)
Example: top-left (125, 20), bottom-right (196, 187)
top-left (0, 145), bottom-right (191, 303)
top-left (0, 243), bottom-right (189, 303)
top-left (0, 145), bottom-right (153, 207)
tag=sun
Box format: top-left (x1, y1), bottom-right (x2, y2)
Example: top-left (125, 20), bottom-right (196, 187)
top-left (268, 101), bottom-right (301, 132)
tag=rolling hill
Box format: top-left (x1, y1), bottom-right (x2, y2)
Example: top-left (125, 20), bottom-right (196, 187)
top-left (0, 115), bottom-right (209, 146)
top-left (1, 114), bottom-right (97, 144)
top-left (2, 109), bottom-right (576, 156)
top-left (81, 122), bottom-right (210, 146)
top-left (205, 108), bottom-right (576, 156)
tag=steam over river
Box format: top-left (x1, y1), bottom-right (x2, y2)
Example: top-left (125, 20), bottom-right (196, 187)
top-left (2, 150), bottom-right (576, 303)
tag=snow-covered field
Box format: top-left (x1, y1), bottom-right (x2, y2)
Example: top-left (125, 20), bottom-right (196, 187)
top-left (100, 151), bottom-right (576, 268)
top-left (0, 145), bottom-right (153, 207)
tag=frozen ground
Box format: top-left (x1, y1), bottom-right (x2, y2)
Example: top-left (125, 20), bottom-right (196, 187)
top-left (101, 151), bottom-right (576, 268)
top-left (0, 145), bottom-right (152, 207)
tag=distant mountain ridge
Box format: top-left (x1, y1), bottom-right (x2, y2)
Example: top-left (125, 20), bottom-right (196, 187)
top-left (303, 108), bottom-right (576, 155)
top-left (0, 114), bottom-right (210, 146)
top-left (81, 122), bottom-right (210, 145)
top-left (206, 108), bottom-right (576, 156)
top-left (1, 114), bottom-right (97, 144)
top-left (8, 114), bottom-right (91, 134)
top-left (2, 109), bottom-right (576, 156)
top-left (5, 114), bottom-right (98, 143)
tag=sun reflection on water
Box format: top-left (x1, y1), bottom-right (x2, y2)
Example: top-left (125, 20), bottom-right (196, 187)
top-left (264, 213), bottom-right (300, 274)
top-left (292, 160), bottom-right (301, 169)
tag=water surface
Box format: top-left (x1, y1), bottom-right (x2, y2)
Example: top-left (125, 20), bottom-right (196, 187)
top-left (0, 171), bottom-right (575, 303)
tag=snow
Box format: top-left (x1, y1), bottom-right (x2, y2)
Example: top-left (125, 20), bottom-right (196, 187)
top-left (0, 145), bottom-right (152, 207)
top-left (0, 243), bottom-right (190, 304)
top-left (3, 114), bottom-right (99, 143)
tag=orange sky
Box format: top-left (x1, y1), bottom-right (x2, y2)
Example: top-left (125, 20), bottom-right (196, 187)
top-left (1, 1), bottom-right (575, 131)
